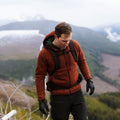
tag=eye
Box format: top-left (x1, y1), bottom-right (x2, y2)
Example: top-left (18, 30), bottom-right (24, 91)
top-left (63, 40), bottom-right (67, 42)
top-left (62, 40), bottom-right (70, 43)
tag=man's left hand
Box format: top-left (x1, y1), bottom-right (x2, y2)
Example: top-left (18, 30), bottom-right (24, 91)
top-left (86, 79), bottom-right (95, 95)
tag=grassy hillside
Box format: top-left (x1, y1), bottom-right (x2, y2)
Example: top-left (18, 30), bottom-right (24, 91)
top-left (1, 87), bottom-right (120, 120)
top-left (86, 95), bottom-right (120, 120)
top-left (0, 59), bottom-right (37, 84)
top-left (72, 26), bottom-right (120, 56)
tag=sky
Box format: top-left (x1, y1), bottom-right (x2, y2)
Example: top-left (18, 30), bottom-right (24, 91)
top-left (0, 0), bottom-right (120, 28)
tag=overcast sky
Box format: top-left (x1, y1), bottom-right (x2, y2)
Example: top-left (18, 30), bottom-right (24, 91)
top-left (0, 0), bottom-right (120, 28)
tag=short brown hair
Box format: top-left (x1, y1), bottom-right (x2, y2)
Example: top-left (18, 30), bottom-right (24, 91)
top-left (55, 22), bottom-right (72, 38)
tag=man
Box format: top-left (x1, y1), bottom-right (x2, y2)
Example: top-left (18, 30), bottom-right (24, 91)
top-left (35, 22), bottom-right (95, 120)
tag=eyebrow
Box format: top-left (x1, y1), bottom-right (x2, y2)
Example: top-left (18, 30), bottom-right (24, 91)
top-left (62, 39), bottom-right (71, 42)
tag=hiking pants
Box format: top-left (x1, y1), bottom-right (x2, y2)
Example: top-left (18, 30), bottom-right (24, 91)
top-left (50, 89), bottom-right (88, 120)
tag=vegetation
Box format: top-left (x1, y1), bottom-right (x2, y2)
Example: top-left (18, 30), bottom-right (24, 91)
top-left (0, 47), bottom-right (119, 88)
top-left (0, 19), bottom-right (120, 120)
top-left (97, 92), bottom-right (120, 109)
top-left (1, 89), bottom-right (120, 120)
top-left (96, 72), bottom-right (120, 90)
top-left (83, 48), bottom-right (105, 77)
top-left (0, 22), bottom-right (120, 87)
top-left (86, 96), bottom-right (120, 120)
top-left (0, 59), bottom-right (37, 84)
top-left (0, 102), bottom-right (43, 120)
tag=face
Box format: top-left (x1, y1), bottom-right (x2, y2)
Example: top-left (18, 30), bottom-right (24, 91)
top-left (55, 32), bottom-right (72, 50)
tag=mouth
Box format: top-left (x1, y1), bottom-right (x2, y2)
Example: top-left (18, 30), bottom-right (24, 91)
top-left (64, 45), bottom-right (68, 48)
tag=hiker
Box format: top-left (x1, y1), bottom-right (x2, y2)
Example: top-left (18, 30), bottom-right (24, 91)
top-left (35, 22), bottom-right (95, 120)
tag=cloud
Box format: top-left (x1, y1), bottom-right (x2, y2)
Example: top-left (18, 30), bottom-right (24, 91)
top-left (104, 27), bottom-right (120, 42)
top-left (0, 0), bottom-right (120, 28)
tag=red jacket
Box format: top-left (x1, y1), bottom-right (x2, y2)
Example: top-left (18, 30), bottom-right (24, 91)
top-left (35, 31), bottom-right (92, 101)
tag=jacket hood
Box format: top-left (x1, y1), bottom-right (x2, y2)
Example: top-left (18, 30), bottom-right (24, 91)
top-left (43, 31), bottom-right (71, 52)
top-left (43, 31), bottom-right (55, 47)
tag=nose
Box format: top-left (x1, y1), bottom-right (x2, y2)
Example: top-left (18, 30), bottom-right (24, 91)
top-left (65, 40), bottom-right (70, 44)
top-left (64, 41), bottom-right (69, 47)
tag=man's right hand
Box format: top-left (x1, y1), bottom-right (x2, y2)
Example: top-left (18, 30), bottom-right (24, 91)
top-left (39, 99), bottom-right (49, 116)
top-left (86, 79), bottom-right (95, 95)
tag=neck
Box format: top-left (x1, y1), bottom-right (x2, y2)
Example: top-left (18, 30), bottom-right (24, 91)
top-left (53, 38), bottom-right (58, 47)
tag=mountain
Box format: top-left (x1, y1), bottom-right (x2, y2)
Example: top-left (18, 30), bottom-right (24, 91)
top-left (1, 20), bottom-right (120, 120)
top-left (93, 23), bottom-right (120, 42)
top-left (0, 20), bottom-right (58, 35)
top-left (72, 26), bottom-right (120, 55)
top-left (94, 24), bottom-right (120, 34)
top-left (0, 20), bottom-right (120, 54)
top-left (0, 20), bottom-right (120, 91)
top-left (0, 30), bottom-right (44, 60)
top-left (0, 19), bottom-right (15, 26)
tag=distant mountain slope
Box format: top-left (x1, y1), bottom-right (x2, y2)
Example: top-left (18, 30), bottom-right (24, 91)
top-left (93, 24), bottom-right (120, 42)
top-left (81, 76), bottom-right (119, 93)
top-left (94, 24), bottom-right (120, 34)
top-left (0, 20), bottom-right (120, 90)
top-left (0, 20), bottom-right (120, 55)
top-left (72, 26), bottom-right (120, 55)
top-left (0, 30), bottom-right (44, 60)
top-left (101, 54), bottom-right (120, 84)
top-left (0, 20), bottom-right (58, 35)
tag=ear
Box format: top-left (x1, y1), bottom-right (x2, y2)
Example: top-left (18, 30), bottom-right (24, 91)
top-left (54, 34), bottom-right (57, 39)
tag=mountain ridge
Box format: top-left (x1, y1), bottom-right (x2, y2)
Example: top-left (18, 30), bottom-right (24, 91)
top-left (1, 20), bottom-right (120, 55)
top-left (0, 19), bottom-right (120, 92)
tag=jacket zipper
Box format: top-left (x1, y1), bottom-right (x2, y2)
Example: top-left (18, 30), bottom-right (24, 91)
top-left (63, 52), bottom-right (71, 94)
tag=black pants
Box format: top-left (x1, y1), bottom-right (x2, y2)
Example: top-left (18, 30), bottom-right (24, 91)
top-left (50, 89), bottom-right (88, 120)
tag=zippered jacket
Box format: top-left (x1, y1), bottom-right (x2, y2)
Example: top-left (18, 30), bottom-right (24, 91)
top-left (35, 31), bottom-right (92, 101)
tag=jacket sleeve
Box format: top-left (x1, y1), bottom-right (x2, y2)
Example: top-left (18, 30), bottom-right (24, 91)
top-left (35, 49), bottom-right (47, 101)
top-left (73, 40), bottom-right (92, 80)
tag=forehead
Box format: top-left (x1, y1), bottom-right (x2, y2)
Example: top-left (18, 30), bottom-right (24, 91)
top-left (60, 33), bottom-right (72, 38)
